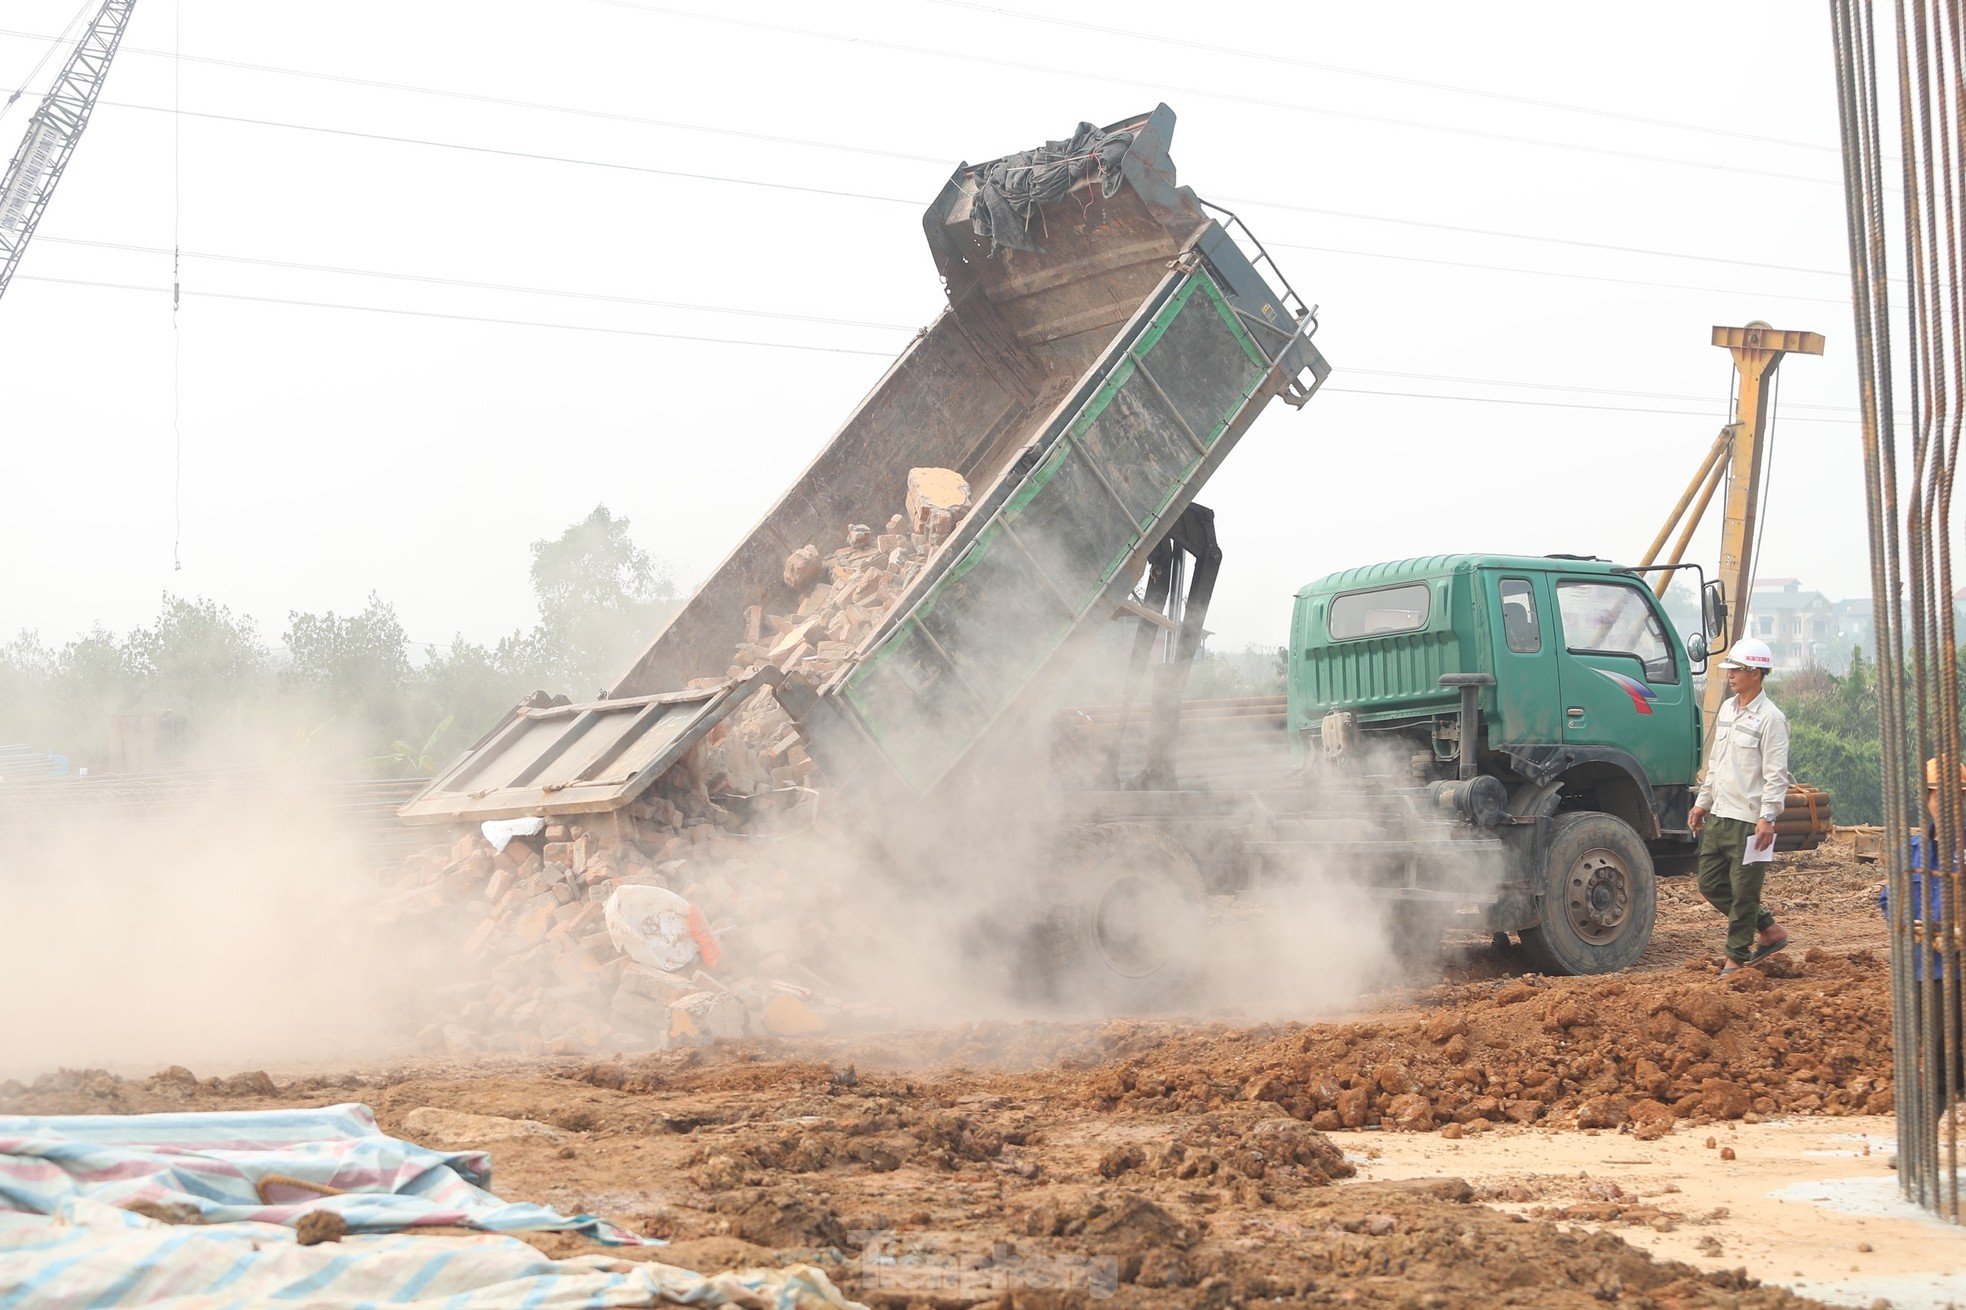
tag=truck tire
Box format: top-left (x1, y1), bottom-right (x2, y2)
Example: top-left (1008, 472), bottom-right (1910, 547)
top-left (1041, 822), bottom-right (1208, 1012)
top-left (1518, 811), bottom-right (1656, 976)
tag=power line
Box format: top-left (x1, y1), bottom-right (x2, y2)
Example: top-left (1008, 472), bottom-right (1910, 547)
top-left (47, 227), bottom-right (1845, 332)
top-left (1318, 385), bottom-right (1854, 424)
top-left (171, 0), bottom-right (182, 573)
top-left (0, 0), bottom-right (91, 124)
top-left (17, 271), bottom-right (1861, 423)
top-left (0, 28), bottom-right (948, 166)
top-left (1345, 366), bottom-right (1857, 415)
top-left (36, 235), bottom-right (922, 332)
top-left (52, 91), bottom-right (1859, 285)
top-left (1222, 192), bottom-right (1845, 280)
top-left (579, 0), bottom-right (1847, 189)
top-left (0, 17), bottom-right (1847, 176)
top-left (0, 13), bottom-right (1859, 189)
top-left (0, 39), bottom-right (1857, 286)
top-left (18, 273), bottom-right (905, 357)
top-left (92, 232), bottom-right (1801, 346)
top-left (31, 233), bottom-right (1861, 412)
top-left (1267, 238), bottom-right (1846, 306)
top-left (97, 98), bottom-right (920, 208)
top-left (922, 0), bottom-right (1843, 157)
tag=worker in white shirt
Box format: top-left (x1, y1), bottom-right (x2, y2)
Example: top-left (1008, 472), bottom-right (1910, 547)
top-left (1686, 638), bottom-right (1791, 976)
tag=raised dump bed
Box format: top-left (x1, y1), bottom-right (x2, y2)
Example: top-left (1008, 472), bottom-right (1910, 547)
top-left (402, 106), bottom-right (1326, 825)
top-left (785, 242), bottom-right (1323, 811)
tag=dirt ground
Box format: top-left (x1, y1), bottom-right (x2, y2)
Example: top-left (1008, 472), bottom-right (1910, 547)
top-left (10, 843), bottom-right (1955, 1309)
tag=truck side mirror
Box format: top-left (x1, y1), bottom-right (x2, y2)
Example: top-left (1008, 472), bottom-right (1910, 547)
top-left (1701, 581), bottom-right (1729, 641)
top-left (1686, 632), bottom-right (1708, 666)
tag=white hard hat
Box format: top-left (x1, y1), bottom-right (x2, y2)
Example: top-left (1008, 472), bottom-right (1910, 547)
top-left (1719, 637), bottom-right (1774, 671)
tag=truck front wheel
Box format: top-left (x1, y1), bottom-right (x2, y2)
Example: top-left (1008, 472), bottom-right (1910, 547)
top-left (1518, 811), bottom-right (1656, 976)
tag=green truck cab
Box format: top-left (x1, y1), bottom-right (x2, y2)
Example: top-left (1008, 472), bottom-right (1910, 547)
top-left (1286, 554), bottom-right (1713, 975)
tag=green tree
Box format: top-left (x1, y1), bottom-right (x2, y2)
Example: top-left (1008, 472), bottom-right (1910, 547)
top-left (51, 627), bottom-right (143, 758)
top-left (1779, 646), bottom-right (1886, 824)
top-left (283, 593), bottom-right (415, 750)
top-left (0, 507), bottom-right (683, 773)
top-left (412, 638), bottom-right (526, 765)
top-left (124, 595), bottom-right (270, 715)
top-left (0, 633), bottom-right (59, 753)
top-left (1788, 719), bottom-right (1883, 825)
top-left (1186, 643), bottom-right (1287, 699)
top-left (523, 506), bottom-right (679, 695)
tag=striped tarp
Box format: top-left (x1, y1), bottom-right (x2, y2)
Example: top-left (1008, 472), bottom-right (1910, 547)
top-left (0, 1202), bottom-right (860, 1309)
top-left (0, 1103), bottom-right (638, 1241)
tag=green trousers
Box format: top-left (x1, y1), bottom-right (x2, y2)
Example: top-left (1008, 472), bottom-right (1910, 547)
top-left (1697, 816), bottom-right (1776, 962)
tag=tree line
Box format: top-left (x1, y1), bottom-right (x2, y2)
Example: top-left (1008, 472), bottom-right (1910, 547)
top-left (0, 507), bottom-right (678, 777)
top-left (0, 507), bottom-right (1905, 823)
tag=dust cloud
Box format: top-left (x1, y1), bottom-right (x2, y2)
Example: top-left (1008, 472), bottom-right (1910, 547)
top-left (0, 727), bottom-right (437, 1081)
top-left (0, 544), bottom-right (1506, 1079)
top-left (724, 609), bottom-right (1508, 1039)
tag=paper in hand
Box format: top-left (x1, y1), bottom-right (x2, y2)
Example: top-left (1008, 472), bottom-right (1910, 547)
top-left (1742, 835), bottom-right (1775, 864)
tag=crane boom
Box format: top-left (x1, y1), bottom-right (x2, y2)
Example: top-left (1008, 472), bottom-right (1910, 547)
top-left (0, 0), bottom-right (139, 305)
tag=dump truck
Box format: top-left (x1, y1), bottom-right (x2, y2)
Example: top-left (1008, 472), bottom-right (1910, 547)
top-left (401, 103), bottom-right (1323, 838)
top-left (403, 107), bottom-right (1824, 1000)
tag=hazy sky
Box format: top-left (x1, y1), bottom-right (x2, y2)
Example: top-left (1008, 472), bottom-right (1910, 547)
top-left (0, 1), bottom-right (1872, 664)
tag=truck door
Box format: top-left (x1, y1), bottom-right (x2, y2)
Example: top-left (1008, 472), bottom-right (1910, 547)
top-left (1487, 574), bottom-right (1561, 745)
top-left (1550, 576), bottom-right (1689, 786)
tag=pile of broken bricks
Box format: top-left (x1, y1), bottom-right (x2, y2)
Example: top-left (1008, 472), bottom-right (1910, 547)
top-left (377, 469), bottom-right (974, 1057)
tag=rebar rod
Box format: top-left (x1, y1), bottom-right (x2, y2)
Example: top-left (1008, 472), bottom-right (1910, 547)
top-left (1832, 0), bottom-right (1964, 1220)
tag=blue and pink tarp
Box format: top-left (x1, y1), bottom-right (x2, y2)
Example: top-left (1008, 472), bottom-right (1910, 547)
top-left (0, 1103), bottom-right (639, 1241)
top-left (0, 1103), bottom-right (862, 1309)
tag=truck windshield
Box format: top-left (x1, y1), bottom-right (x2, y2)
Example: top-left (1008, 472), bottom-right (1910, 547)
top-left (1555, 580), bottom-right (1678, 683)
top-left (1329, 583), bottom-right (1431, 640)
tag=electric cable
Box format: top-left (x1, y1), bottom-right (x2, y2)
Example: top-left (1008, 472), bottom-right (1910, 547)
top-left (1266, 238), bottom-right (1847, 307)
top-left (579, 0), bottom-right (1848, 189)
top-left (15, 270), bottom-right (1864, 423)
top-left (1346, 364), bottom-right (1856, 414)
top-left (1220, 192), bottom-right (1845, 279)
top-left (0, 10), bottom-right (1855, 170)
top-left (0, 28), bottom-right (947, 165)
top-left (1316, 383), bottom-right (1851, 424)
top-left (23, 241), bottom-right (1867, 415)
top-left (35, 234), bottom-right (921, 331)
top-left (102, 98), bottom-right (921, 207)
top-left (920, 0), bottom-right (1843, 156)
top-left (171, 0), bottom-right (182, 572)
top-left (39, 231), bottom-right (1852, 346)
top-left (0, 0), bottom-right (91, 123)
top-left (17, 271), bottom-right (905, 356)
top-left (0, 81), bottom-right (1857, 283)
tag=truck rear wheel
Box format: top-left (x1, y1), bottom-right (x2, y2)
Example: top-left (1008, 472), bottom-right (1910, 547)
top-left (1518, 811), bottom-right (1656, 976)
top-left (1040, 822), bottom-right (1208, 1012)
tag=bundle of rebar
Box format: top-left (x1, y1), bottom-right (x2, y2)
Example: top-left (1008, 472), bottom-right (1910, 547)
top-left (1830, 0), bottom-right (1965, 1223)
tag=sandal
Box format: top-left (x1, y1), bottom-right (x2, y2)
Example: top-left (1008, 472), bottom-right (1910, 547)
top-left (1747, 926), bottom-right (1790, 963)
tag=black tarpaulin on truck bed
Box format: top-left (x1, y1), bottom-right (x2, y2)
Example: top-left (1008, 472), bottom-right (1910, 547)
top-left (971, 121), bottom-right (1135, 256)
